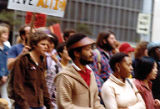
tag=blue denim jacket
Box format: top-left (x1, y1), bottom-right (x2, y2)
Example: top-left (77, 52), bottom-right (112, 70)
top-left (0, 45), bottom-right (9, 77)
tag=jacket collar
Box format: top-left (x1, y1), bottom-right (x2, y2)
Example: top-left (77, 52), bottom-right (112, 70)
top-left (55, 64), bottom-right (93, 89)
top-left (72, 62), bottom-right (92, 71)
top-left (97, 47), bottom-right (112, 59)
top-left (110, 74), bottom-right (126, 86)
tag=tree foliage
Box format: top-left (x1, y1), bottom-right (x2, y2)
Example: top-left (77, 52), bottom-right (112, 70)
top-left (0, 10), bottom-right (21, 27)
top-left (76, 23), bottom-right (92, 35)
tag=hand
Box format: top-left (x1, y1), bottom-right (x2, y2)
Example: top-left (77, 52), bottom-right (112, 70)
top-left (50, 54), bottom-right (58, 63)
top-left (0, 76), bottom-right (8, 84)
top-left (154, 99), bottom-right (160, 107)
top-left (21, 46), bottom-right (31, 54)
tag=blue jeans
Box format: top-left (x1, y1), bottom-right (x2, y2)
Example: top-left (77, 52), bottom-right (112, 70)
top-left (15, 104), bottom-right (43, 109)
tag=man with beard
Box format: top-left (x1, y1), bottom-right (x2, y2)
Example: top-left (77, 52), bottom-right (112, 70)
top-left (89, 31), bottom-right (117, 93)
top-left (7, 25), bottom-right (31, 70)
top-left (54, 33), bottom-right (105, 109)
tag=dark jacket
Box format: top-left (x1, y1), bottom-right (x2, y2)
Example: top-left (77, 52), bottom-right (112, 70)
top-left (12, 53), bottom-right (53, 109)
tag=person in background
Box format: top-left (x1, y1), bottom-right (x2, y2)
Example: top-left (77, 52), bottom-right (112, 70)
top-left (63, 29), bottom-right (75, 42)
top-left (147, 42), bottom-right (160, 100)
top-left (54, 33), bottom-right (105, 109)
top-left (112, 40), bottom-right (120, 54)
top-left (132, 41), bottom-right (149, 77)
top-left (134, 41), bottom-right (149, 59)
top-left (56, 42), bottom-right (71, 68)
top-left (119, 42), bottom-right (135, 78)
top-left (101, 53), bottom-right (146, 109)
top-left (90, 31), bottom-right (117, 92)
top-left (0, 23), bottom-right (11, 48)
top-left (0, 25), bottom-right (9, 86)
top-left (134, 57), bottom-right (160, 109)
top-left (7, 25), bottom-right (31, 70)
top-left (119, 42), bottom-right (135, 57)
top-left (0, 25), bottom-right (11, 108)
top-left (11, 31), bottom-right (54, 109)
top-left (45, 33), bottom-right (59, 109)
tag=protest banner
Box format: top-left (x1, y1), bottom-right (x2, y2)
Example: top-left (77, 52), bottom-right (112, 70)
top-left (8, 0), bottom-right (67, 17)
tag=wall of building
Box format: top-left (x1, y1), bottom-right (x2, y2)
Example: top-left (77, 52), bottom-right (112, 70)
top-left (60, 0), bottom-right (146, 43)
top-left (152, 0), bottom-right (160, 41)
top-left (0, 0), bottom-right (154, 44)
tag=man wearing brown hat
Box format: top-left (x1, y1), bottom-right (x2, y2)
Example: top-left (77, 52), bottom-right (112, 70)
top-left (54, 33), bottom-right (105, 109)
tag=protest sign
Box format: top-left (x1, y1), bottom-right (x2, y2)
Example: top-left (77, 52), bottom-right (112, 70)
top-left (8, 0), bottom-right (67, 17)
top-left (26, 12), bottom-right (47, 28)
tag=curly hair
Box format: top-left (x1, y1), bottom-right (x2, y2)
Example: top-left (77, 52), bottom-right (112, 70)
top-left (29, 31), bottom-right (49, 50)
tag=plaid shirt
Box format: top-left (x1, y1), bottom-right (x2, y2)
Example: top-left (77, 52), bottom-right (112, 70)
top-left (90, 47), bottom-right (113, 92)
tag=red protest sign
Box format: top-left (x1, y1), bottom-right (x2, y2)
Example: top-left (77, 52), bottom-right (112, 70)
top-left (25, 12), bottom-right (46, 28)
top-left (49, 23), bottom-right (64, 43)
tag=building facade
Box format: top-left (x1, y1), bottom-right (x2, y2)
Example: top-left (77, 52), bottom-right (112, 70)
top-left (0, 0), bottom-right (154, 43)
top-left (60, 0), bottom-right (153, 43)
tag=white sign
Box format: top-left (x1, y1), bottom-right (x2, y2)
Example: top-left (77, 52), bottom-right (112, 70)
top-left (7, 0), bottom-right (67, 17)
top-left (137, 13), bottom-right (151, 35)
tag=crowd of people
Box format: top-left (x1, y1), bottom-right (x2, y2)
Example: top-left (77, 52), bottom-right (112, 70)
top-left (0, 23), bottom-right (160, 109)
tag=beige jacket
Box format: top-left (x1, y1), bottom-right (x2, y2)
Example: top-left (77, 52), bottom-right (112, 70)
top-left (101, 74), bottom-right (146, 109)
top-left (54, 64), bottom-right (105, 109)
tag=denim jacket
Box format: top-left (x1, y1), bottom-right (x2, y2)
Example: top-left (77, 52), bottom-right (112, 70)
top-left (0, 45), bottom-right (9, 78)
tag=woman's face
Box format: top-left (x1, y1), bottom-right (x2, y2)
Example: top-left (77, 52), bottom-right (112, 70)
top-left (0, 32), bottom-right (9, 42)
top-left (34, 39), bottom-right (49, 55)
top-left (119, 57), bottom-right (133, 79)
top-left (147, 62), bottom-right (158, 80)
top-left (47, 42), bottom-right (55, 52)
top-left (155, 47), bottom-right (160, 60)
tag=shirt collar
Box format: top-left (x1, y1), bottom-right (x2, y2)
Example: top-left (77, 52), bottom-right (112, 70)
top-left (0, 46), bottom-right (3, 50)
top-left (45, 49), bottom-right (57, 57)
top-left (72, 62), bottom-right (92, 71)
top-left (110, 74), bottom-right (126, 86)
top-left (136, 79), bottom-right (152, 90)
top-left (97, 47), bottom-right (112, 59)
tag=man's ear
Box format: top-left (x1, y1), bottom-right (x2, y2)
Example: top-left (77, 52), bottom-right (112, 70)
top-left (74, 51), bottom-right (80, 58)
top-left (103, 39), bottom-right (107, 44)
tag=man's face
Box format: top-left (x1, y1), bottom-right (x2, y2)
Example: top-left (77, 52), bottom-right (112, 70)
top-left (21, 26), bottom-right (31, 41)
top-left (107, 34), bottom-right (117, 49)
top-left (103, 34), bottom-right (117, 51)
top-left (24, 26), bottom-right (31, 37)
top-left (79, 45), bottom-right (94, 65)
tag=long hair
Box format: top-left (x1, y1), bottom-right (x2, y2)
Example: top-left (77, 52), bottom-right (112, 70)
top-left (96, 31), bottom-right (115, 49)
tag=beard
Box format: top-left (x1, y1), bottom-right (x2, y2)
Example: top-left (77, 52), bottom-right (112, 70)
top-left (79, 57), bottom-right (93, 65)
top-left (103, 42), bottom-right (114, 51)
